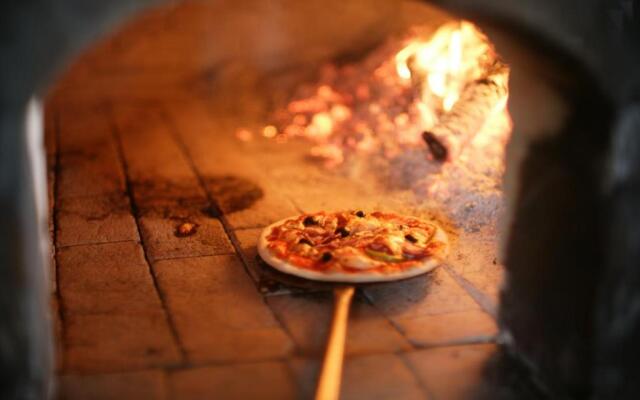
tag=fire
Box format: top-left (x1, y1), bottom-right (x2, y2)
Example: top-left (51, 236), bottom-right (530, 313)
top-left (395, 21), bottom-right (492, 112)
top-left (238, 20), bottom-right (512, 193)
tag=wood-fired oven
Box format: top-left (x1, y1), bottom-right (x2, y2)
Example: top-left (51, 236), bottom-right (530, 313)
top-left (1, 0), bottom-right (639, 399)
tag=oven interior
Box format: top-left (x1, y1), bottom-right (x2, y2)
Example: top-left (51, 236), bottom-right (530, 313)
top-left (26, 0), bottom-right (632, 398)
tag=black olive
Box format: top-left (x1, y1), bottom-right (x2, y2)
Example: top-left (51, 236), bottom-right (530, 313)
top-left (335, 227), bottom-right (350, 238)
top-left (321, 252), bottom-right (333, 262)
top-left (303, 216), bottom-right (317, 226)
top-left (405, 234), bottom-right (418, 243)
top-left (299, 238), bottom-right (313, 246)
top-left (355, 210), bottom-right (365, 218)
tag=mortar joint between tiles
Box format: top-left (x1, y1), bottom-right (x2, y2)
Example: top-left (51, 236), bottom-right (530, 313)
top-left (106, 101), bottom-right (189, 364)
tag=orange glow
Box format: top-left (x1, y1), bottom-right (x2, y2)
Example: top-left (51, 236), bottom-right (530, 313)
top-left (235, 128), bottom-right (253, 142)
top-left (395, 21), bottom-right (494, 112)
top-left (262, 125), bottom-right (278, 138)
top-left (238, 20), bottom-right (511, 178)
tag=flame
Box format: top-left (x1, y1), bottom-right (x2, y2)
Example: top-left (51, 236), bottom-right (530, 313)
top-left (238, 19), bottom-right (512, 196)
top-left (395, 21), bottom-right (492, 112)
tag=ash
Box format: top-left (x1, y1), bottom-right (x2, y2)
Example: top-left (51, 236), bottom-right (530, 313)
top-left (239, 21), bottom-right (512, 228)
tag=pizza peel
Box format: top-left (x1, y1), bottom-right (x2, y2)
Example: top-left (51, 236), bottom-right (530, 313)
top-left (254, 257), bottom-right (361, 400)
top-left (256, 214), bottom-right (449, 400)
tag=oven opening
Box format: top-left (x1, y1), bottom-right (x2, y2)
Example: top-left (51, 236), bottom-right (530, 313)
top-left (3, 0), bottom-right (627, 399)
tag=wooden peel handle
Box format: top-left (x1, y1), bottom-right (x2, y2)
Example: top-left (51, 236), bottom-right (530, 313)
top-left (314, 286), bottom-right (356, 400)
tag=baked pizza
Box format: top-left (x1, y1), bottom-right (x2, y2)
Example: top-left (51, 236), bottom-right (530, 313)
top-left (258, 210), bottom-right (448, 283)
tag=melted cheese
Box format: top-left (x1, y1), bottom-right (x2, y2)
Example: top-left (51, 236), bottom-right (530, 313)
top-left (334, 247), bottom-right (382, 270)
top-left (348, 217), bottom-right (381, 233)
top-left (386, 234), bottom-right (405, 255)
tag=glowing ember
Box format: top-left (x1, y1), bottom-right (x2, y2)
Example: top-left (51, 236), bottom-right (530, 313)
top-left (237, 20), bottom-right (512, 223)
top-left (262, 125), bottom-right (278, 138)
top-left (235, 128), bottom-right (253, 142)
top-left (240, 20), bottom-right (510, 167)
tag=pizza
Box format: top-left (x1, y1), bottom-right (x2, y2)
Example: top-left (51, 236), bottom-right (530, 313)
top-left (258, 210), bottom-right (449, 283)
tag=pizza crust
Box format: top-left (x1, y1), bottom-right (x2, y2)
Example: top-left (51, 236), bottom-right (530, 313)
top-left (258, 214), bottom-right (449, 283)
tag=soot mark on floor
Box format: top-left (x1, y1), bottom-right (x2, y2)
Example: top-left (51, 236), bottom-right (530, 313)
top-left (205, 175), bottom-right (264, 214)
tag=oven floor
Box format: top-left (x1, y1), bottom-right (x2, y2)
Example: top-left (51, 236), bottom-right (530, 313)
top-left (45, 1), bottom-right (541, 399)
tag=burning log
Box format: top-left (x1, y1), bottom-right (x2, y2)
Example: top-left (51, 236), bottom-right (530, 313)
top-left (241, 21), bottom-right (511, 170)
top-left (423, 65), bottom-right (509, 162)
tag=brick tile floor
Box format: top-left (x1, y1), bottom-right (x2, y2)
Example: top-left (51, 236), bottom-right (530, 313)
top-left (56, 106), bottom-right (126, 198)
top-left (64, 312), bottom-right (181, 373)
top-left (404, 344), bottom-right (497, 400)
top-left (153, 255), bottom-right (293, 364)
top-left (168, 361), bottom-right (297, 400)
top-left (43, 1), bottom-right (523, 398)
top-left (58, 370), bottom-right (167, 400)
top-left (164, 101), bottom-right (300, 230)
top-left (56, 194), bottom-right (138, 247)
top-left (50, 296), bottom-right (64, 372)
top-left (268, 292), bottom-right (410, 356)
top-left (290, 353), bottom-right (427, 400)
top-left (396, 310), bottom-right (497, 347)
top-left (364, 268), bottom-right (497, 346)
top-left (138, 209), bottom-right (234, 261)
top-left (58, 242), bottom-right (162, 315)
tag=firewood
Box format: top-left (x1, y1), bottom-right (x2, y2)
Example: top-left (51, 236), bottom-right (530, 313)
top-left (423, 64), bottom-right (509, 162)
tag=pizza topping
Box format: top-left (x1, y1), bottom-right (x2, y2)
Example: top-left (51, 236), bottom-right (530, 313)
top-left (289, 254), bottom-right (315, 268)
top-left (335, 247), bottom-right (381, 269)
top-left (403, 242), bottom-right (428, 258)
top-left (323, 217), bottom-right (339, 232)
top-left (364, 248), bottom-right (404, 263)
top-left (406, 228), bottom-right (435, 244)
top-left (263, 210), bottom-right (446, 273)
top-left (303, 216), bottom-right (318, 226)
top-left (304, 226), bottom-right (327, 236)
top-left (292, 228), bottom-right (309, 241)
top-left (405, 234), bottom-right (418, 243)
top-left (270, 240), bottom-right (288, 257)
top-left (348, 217), bottom-right (381, 233)
top-left (283, 220), bottom-right (299, 229)
top-left (294, 242), bottom-right (319, 257)
top-left (336, 213), bottom-right (349, 226)
top-left (368, 234), bottom-right (405, 255)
